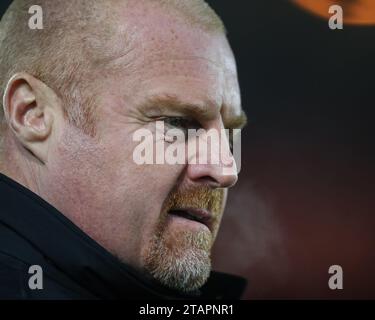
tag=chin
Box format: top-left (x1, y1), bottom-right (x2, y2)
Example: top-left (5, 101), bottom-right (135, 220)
top-left (143, 226), bottom-right (213, 292)
top-left (147, 248), bottom-right (212, 293)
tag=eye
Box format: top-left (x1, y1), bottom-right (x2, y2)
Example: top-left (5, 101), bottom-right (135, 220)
top-left (229, 138), bottom-right (233, 154)
top-left (159, 117), bottom-right (202, 144)
top-left (228, 132), bottom-right (234, 154)
top-left (163, 117), bottom-right (199, 130)
top-left (227, 129), bottom-right (239, 154)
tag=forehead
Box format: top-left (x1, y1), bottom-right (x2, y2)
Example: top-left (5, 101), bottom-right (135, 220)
top-left (111, 2), bottom-right (242, 120)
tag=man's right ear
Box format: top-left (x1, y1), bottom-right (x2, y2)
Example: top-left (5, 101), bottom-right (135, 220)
top-left (2, 73), bottom-right (62, 164)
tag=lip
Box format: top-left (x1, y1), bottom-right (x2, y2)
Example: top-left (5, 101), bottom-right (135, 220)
top-left (168, 208), bottom-right (214, 232)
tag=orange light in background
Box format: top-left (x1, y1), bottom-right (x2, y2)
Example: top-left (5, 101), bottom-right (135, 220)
top-left (291, 0), bottom-right (375, 25)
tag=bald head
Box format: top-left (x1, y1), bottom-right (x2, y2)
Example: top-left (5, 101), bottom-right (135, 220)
top-left (0, 0), bottom-right (243, 294)
top-left (0, 0), bottom-right (225, 135)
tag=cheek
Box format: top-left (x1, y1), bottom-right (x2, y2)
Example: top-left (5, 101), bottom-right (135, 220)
top-left (100, 124), bottom-right (186, 198)
top-left (221, 189), bottom-right (228, 211)
top-left (211, 189), bottom-right (228, 240)
top-left (97, 133), bottom-right (186, 222)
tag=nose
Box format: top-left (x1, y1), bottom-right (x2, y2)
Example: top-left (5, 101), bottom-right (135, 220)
top-left (186, 162), bottom-right (238, 188)
top-left (185, 125), bottom-right (238, 189)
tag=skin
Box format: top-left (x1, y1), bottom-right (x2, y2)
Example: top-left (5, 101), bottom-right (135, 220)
top-left (1, 1), bottom-right (246, 292)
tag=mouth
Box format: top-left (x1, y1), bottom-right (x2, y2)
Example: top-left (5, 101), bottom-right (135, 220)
top-left (167, 208), bottom-right (214, 232)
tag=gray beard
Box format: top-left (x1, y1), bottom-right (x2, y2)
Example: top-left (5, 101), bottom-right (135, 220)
top-left (143, 228), bottom-right (212, 293)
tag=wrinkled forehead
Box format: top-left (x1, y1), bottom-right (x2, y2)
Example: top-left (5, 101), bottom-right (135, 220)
top-left (116, 3), bottom-right (239, 106)
top-left (117, 2), bottom-right (237, 72)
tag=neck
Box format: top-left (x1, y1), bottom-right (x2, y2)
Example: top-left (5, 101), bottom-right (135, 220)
top-left (0, 136), bottom-right (42, 196)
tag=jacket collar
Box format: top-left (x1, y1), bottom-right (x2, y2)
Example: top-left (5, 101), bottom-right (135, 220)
top-left (0, 172), bottom-right (246, 299)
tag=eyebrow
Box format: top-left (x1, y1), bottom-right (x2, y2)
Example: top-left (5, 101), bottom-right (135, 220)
top-left (139, 94), bottom-right (248, 129)
top-left (224, 110), bottom-right (248, 130)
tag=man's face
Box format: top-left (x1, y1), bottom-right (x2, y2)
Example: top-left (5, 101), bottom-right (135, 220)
top-left (41, 6), bottom-right (244, 292)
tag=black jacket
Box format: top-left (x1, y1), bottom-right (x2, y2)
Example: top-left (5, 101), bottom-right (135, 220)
top-left (0, 173), bottom-right (246, 300)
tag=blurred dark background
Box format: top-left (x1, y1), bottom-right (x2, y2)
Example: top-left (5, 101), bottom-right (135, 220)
top-left (206, 0), bottom-right (375, 299)
top-left (1, 0), bottom-right (375, 299)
